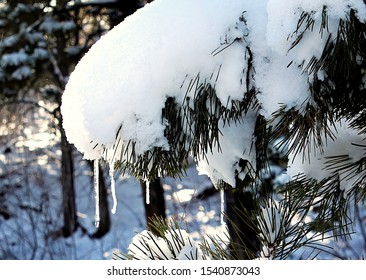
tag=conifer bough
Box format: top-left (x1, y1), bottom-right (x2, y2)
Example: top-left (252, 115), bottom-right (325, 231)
top-left (62, 0), bottom-right (366, 198)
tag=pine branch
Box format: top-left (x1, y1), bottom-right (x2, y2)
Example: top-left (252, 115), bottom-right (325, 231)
top-left (270, 103), bottom-right (336, 160)
top-left (279, 175), bottom-right (353, 238)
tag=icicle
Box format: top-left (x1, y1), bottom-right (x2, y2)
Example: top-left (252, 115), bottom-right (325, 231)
top-left (93, 159), bottom-right (100, 228)
top-left (109, 161), bottom-right (117, 214)
top-left (145, 180), bottom-right (150, 205)
top-left (220, 188), bottom-right (225, 226)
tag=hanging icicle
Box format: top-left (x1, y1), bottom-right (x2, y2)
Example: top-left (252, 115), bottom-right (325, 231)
top-left (145, 180), bottom-right (150, 205)
top-left (220, 188), bottom-right (225, 226)
top-left (109, 161), bottom-right (117, 214)
top-left (94, 159), bottom-right (100, 228)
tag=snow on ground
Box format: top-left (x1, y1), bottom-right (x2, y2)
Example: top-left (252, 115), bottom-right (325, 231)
top-left (71, 155), bottom-right (224, 260)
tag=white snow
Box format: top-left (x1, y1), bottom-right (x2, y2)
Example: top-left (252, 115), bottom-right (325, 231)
top-left (252, 0), bottom-right (366, 118)
top-left (258, 199), bottom-right (283, 245)
top-left (0, 34), bottom-right (19, 48)
top-left (127, 228), bottom-right (207, 260)
top-left (196, 110), bottom-right (257, 187)
top-left (11, 65), bottom-right (33, 80)
top-left (40, 17), bottom-right (76, 33)
top-left (61, 0), bottom-right (250, 181)
top-left (61, 0), bottom-right (366, 189)
top-left (1, 50), bottom-right (29, 67)
top-left (31, 48), bottom-right (49, 60)
top-left (24, 31), bottom-right (45, 45)
top-left (171, 188), bottom-right (194, 204)
top-left (287, 120), bottom-right (366, 194)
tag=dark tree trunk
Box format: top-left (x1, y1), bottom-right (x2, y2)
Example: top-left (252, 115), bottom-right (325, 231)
top-left (60, 127), bottom-right (77, 237)
top-left (225, 188), bottom-right (260, 259)
top-left (141, 178), bottom-right (166, 236)
top-left (53, 0), bottom-right (78, 238)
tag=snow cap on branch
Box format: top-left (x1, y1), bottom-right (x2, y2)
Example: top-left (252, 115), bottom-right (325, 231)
top-left (61, 0), bottom-right (249, 161)
top-left (61, 0), bottom-right (366, 187)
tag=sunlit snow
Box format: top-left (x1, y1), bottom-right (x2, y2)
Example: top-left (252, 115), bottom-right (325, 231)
top-left (62, 0), bottom-right (366, 190)
top-left (62, 0), bottom-right (249, 163)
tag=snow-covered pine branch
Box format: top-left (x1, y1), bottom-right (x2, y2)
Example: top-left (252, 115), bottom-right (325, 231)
top-left (62, 0), bottom-right (254, 184)
top-left (59, 0), bottom-right (366, 259)
top-left (62, 0), bottom-right (366, 192)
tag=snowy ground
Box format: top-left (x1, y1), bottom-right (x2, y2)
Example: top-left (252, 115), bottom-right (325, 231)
top-left (1, 104), bottom-right (366, 260)
top-left (70, 156), bottom-right (223, 260)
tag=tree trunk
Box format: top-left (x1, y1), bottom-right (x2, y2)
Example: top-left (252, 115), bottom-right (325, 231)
top-left (225, 188), bottom-right (260, 259)
top-left (141, 178), bottom-right (166, 236)
top-left (60, 127), bottom-right (77, 237)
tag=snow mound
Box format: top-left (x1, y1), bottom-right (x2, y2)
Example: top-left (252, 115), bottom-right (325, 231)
top-left (61, 0), bottom-right (249, 161)
top-left (61, 0), bottom-right (366, 187)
